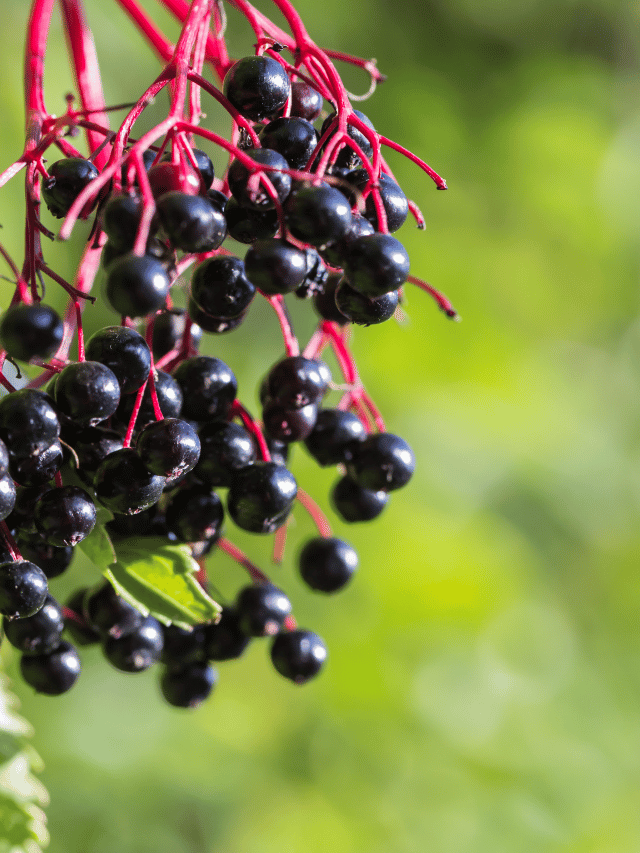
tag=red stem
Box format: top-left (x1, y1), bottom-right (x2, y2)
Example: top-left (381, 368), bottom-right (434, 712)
top-left (263, 294), bottom-right (299, 357)
top-left (218, 538), bottom-right (269, 584)
top-left (407, 275), bottom-right (458, 318)
top-left (123, 379), bottom-right (148, 447)
top-left (296, 488), bottom-right (332, 538)
top-left (0, 522), bottom-right (22, 561)
top-left (230, 400), bottom-right (271, 462)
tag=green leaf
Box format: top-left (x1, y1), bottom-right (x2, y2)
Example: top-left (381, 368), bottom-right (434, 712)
top-left (76, 509), bottom-right (116, 571)
top-left (106, 537), bottom-right (221, 629)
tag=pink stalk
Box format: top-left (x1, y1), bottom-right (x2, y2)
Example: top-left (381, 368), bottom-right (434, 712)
top-left (263, 294), bottom-right (299, 357)
top-left (0, 522), bottom-right (22, 561)
top-left (123, 379), bottom-right (148, 447)
top-left (296, 488), bottom-right (332, 538)
top-left (230, 400), bottom-right (271, 462)
top-left (379, 135), bottom-right (447, 190)
top-left (54, 471), bottom-right (63, 488)
top-left (74, 301), bottom-right (84, 360)
top-left (407, 275), bottom-right (458, 318)
top-left (218, 537), bottom-right (269, 584)
top-left (113, 0), bottom-right (174, 61)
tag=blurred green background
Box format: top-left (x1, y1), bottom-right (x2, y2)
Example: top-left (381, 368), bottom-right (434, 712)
top-left (1, 0), bottom-right (640, 850)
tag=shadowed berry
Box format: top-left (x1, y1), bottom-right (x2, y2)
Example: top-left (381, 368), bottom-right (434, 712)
top-left (0, 303), bottom-right (64, 362)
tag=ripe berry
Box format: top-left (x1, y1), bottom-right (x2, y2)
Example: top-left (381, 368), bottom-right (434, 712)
top-left (84, 580), bottom-right (144, 639)
top-left (304, 408), bottom-right (366, 466)
top-left (194, 422), bottom-right (256, 487)
top-left (102, 193), bottom-right (145, 251)
top-left (172, 356), bottom-right (237, 422)
top-left (228, 148), bottom-right (292, 210)
top-left (42, 157), bottom-right (99, 218)
top-left (345, 170), bottom-right (409, 233)
top-left (115, 369), bottom-right (183, 430)
top-left (285, 183), bottom-right (353, 248)
top-left (136, 418), bottom-right (200, 480)
top-left (343, 233), bottom-right (410, 297)
top-left (94, 448), bottom-right (166, 515)
top-left (190, 148), bottom-right (215, 189)
top-left (244, 239), bottom-right (308, 295)
top-left (55, 360), bottom-right (121, 426)
top-left (0, 303), bottom-right (64, 362)
top-left (224, 55), bottom-right (291, 121)
top-left (160, 661), bottom-right (217, 708)
top-left (260, 117), bottom-right (319, 170)
top-left (165, 486), bottom-right (224, 543)
top-left (334, 280), bottom-right (399, 325)
top-left (105, 254), bottom-right (171, 318)
top-left (85, 326), bottom-right (151, 393)
top-left (296, 248), bottom-right (329, 299)
top-left (17, 536), bottom-right (73, 580)
top-left (312, 274), bottom-right (349, 325)
top-left (262, 399), bottom-right (318, 443)
top-left (266, 356), bottom-right (330, 409)
top-left (320, 214), bottom-right (375, 268)
top-left (34, 485), bottom-right (97, 546)
top-left (0, 438), bottom-right (8, 478)
top-left (270, 629), bottom-right (327, 683)
top-left (103, 615), bottom-right (164, 673)
top-left (0, 474), bottom-right (16, 521)
top-left (64, 588), bottom-right (101, 646)
top-left (331, 475), bottom-right (388, 522)
top-left (236, 583), bottom-right (292, 636)
top-left (152, 309), bottom-right (202, 359)
top-left (9, 440), bottom-right (63, 487)
top-left (156, 192), bottom-right (226, 252)
top-left (321, 110), bottom-right (375, 169)
top-left (299, 537), bottom-right (358, 592)
top-left (161, 623), bottom-right (207, 666)
top-left (0, 389), bottom-right (60, 457)
top-left (287, 80), bottom-right (323, 121)
top-left (20, 640), bottom-right (81, 695)
top-left (187, 301), bottom-right (248, 335)
top-left (204, 607), bottom-right (251, 660)
top-left (224, 198), bottom-right (278, 243)
top-left (347, 433), bottom-right (415, 491)
top-left (147, 160), bottom-right (199, 197)
top-left (227, 461), bottom-right (297, 534)
top-left (0, 560), bottom-right (48, 619)
top-left (3, 594), bottom-right (64, 655)
top-left (191, 255), bottom-right (255, 320)
top-left (65, 425), bottom-right (124, 481)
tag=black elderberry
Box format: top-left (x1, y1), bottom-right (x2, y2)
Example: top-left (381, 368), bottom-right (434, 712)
top-left (34, 485), bottom-right (97, 547)
top-left (20, 640), bottom-right (81, 695)
top-left (320, 214), bottom-right (375, 268)
top-left (266, 437), bottom-right (289, 467)
top-left (161, 623), bottom-right (207, 666)
top-left (227, 148), bottom-right (292, 210)
top-left (94, 448), bottom-right (166, 515)
top-left (190, 148), bottom-right (215, 189)
top-left (332, 475), bottom-right (389, 522)
top-left (136, 418), bottom-right (200, 480)
top-left (102, 193), bottom-right (146, 251)
top-left (0, 560), bottom-right (48, 620)
top-left (299, 537), bottom-right (358, 593)
top-left (223, 55), bottom-right (291, 121)
top-left (344, 170), bottom-right (409, 233)
top-left (191, 255), bottom-right (255, 320)
top-left (65, 425), bottom-right (123, 480)
top-left (0, 474), bottom-right (16, 521)
top-left (9, 439), bottom-right (63, 486)
top-left (85, 326), bottom-right (151, 393)
top-left (312, 274), bottom-right (349, 325)
top-left (148, 160), bottom-right (199, 198)
top-left (0, 389), bottom-right (60, 457)
top-left (55, 360), bottom-right (121, 427)
top-left (266, 355), bottom-right (330, 409)
top-left (84, 580), bottom-right (144, 639)
top-left (165, 486), bottom-right (224, 543)
top-left (64, 589), bottom-right (101, 646)
top-left (160, 661), bottom-right (217, 708)
top-left (262, 399), bottom-right (318, 443)
top-left (152, 309), bottom-right (202, 359)
top-left (17, 536), bottom-right (73, 580)
top-left (42, 157), bottom-right (99, 218)
top-left (187, 301), bottom-right (248, 335)
top-left (103, 615), bottom-right (164, 673)
top-left (105, 254), bottom-right (171, 318)
top-left (304, 408), bottom-right (366, 466)
top-left (285, 183), bottom-right (353, 248)
top-left (224, 198), bottom-right (278, 243)
top-left (5, 485), bottom-right (50, 534)
top-left (156, 192), bottom-right (226, 253)
top-left (236, 582), bottom-right (291, 637)
top-left (243, 239), bottom-right (308, 295)
top-left (204, 607), bottom-right (251, 660)
top-left (260, 117), bottom-right (319, 170)
top-left (343, 233), bottom-right (410, 298)
top-left (270, 629), bottom-right (327, 683)
top-left (334, 280), bottom-right (399, 325)
top-left (287, 80), bottom-right (323, 121)
top-left (114, 369), bottom-right (183, 431)
top-left (295, 248), bottom-right (328, 299)
top-left (227, 461), bottom-right (297, 534)
top-left (321, 110), bottom-right (375, 170)
top-left (347, 433), bottom-right (415, 492)
top-left (194, 421), bottom-right (256, 487)
top-left (0, 303), bottom-right (64, 362)
top-left (172, 356), bottom-right (237, 422)
top-left (3, 594), bottom-right (64, 655)
top-left (206, 188), bottom-right (228, 212)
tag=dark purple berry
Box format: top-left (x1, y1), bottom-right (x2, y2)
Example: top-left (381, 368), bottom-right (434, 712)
top-left (228, 148), bottom-right (292, 210)
top-left (0, 560), bottom-right (48, 619)
top-left (334, 280), bottom-right (399, 325)
top-left (102, 193), bottom-right (145, 251)
top-left (262, 399), bottom-right (317, 443)
top-left (0, 303), bottom-right (64, 362)
top-left (187, 301), bottom-right (248, 335)
top-left (84, 580), bottom-right (144, 639)
top-left (115, 369), bottom-right (183, 431)
top-left (152, 310), bottom-right (202, 360)
top-left (191, 148), bottom-right (215, 189)
top-left (94, 448), bottom-right (166, 514)
top-left (321, 110), bottom-right (375, 170)
top-left (270, 629), bottom-right (327, 683)
top-left (266, 356), bottom-right (330, 409)
top-left (345, 170), bottom-right (408, 233)
top-left (156, 191), bottom-right (226, 252)
top-left (343, 233), bottom-right (410, 297)
top-left (148, 160), bottom-right (199, 197)
top-left (236, 583), bottom-right (291, 637)
top-left (34, 485), bottom-right (96, 547)
top-left (312, 274), bottom-right (349, 325)
top-left (0, 390), bottom-right (59, 457)
top-left (331, 475), bottom-right (388, 522)
top-left (17, 536), bottom-right (73, 580)
top-left (285, 183), bottom-right (353, 248)
top-left (304, 408), bottom-right (366, 466)
top-left (223, 55), bottom-right (291, 121)
top-left (299, 537), bottom-right (358, 593)
top-left (346, 433), bottom-right (415, 492)
top-left (172, 356), bottom-right (237, 422)
top-left (224, 198), bottom-right (278, 243)
top-left (9, 440), bottom-right (63, 487)
top-left (103, 615), bottom-right (164, 673)
top-left (260, 117), bottom-right (319, 170)
top-left (3, 594), bottom-right (64, 654)
top-left (160, 661), bottom-right (217, 708)
top-left (42, 157), bottom-right (99, 218)
top-left (0, 474), bottom-right (16, 521)
top-left (105, 254), bottom-right (171, 318)
top-left (194, 422), bottom-right (256, 487)
top-left (85, 326), bottom-right (151, 393)
top-left (55, 360), bottom-right (120, 427)
top-left (165, 487), bottom-right (224, 543)
top-left (227, 461), bottom-right (297, 534)
top-left (244, 239), bottom-right (308, 295)
top-left (20, 640), bottom-right (81, 695)
top-left (136, 418), bottom-right (200, 480)
top-left (191, 255), bottom-right (255, 320)
top-left (204, 607), bottom-right (251, 660)
top-left (161, 623), bottom-right (207, 666)
top-left (287, 80), bottom-right (322, 121)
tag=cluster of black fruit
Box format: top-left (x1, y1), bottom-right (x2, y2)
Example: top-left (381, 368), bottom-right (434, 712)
top-left (0, 54), bottom-right (416, 707)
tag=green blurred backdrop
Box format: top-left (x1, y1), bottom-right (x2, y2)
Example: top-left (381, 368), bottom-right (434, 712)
top-left (1, 0), bottom-right (640, 850)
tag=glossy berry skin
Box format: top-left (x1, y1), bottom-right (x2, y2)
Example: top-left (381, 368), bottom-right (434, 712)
top-left (103, 615), bottom-right (164, 673)
top-left (266, 356), bottom-right (330, 409)
top-left (17, 536), bottom-right (73, 580)
top-left (191, 256), bottom-right (255, 320)
top-left (94, 448), bottom-right (166, 515)
top-left (321, 110), bottom-right (375, 170)
top-left (321, 214), bottom-right (375, 268)
top-left (5, 485), bottom-right (50, 534)
top-left (147, 161), bottom-right (199, 197)
top-left (287, 80), bottom-right (323, 121)
top-left (102, 193), bottom-right (145, 251)
top-left (223, 55), bottom-right (291, 121)
top-left (304, 408), bottom-right (366, 466)
top-left (347, 433), bottom-right (415, 492)
top-left (20, 640), bottom-right (81, 695)
top-left (0, 389), bottom-right (59, 457)
top-left (299, 537), bottom-right (358, 593)
top-left (262, 400), bottom-right (318, 443)
top-left (156, 192), bottom-right (227, 252)
top-left (3, 594), bottom-right (64, 655)
top-left (244, 239), bottom-right (308, 295)
top-left (165, 487), bottom-right (224, 543)
top-left (266, 437), bottom-right (289, 467)
top-left (172, 356), bottom-right (237, 422)
top-left (204, 607), bottom-right (251, 660)
top-left (65, 426), bottom-right (123, 481)
top-left (343, 233), bottom-right (410, 297)
top-left (228, 148), bottom-right (292, 210)
top-left (105, 254), bottom-right (171, 318)
top-left (85, 326), bottom-right (151, 393)
top-left (0, 303), bottom-right (64, 362)
top-left (236, 583), bottom-right (292, 637)
top-left (270, 629), bottom-right (327, 683)
top-left (160, 661), bottom-right (217, 708)
top-left (194, 422), bottom-right (256, 487)
top-left (334, 280), bottom-right (399, 325)
top-left (0, 560), bottom-right (48, 620)
top-left (345, 170), bottom-right (409, 233)
top-left (285, 183), bottom-right (353, 248)
top-left (161, 624), bottom-right (207, 666)
top-left (224, 198), bottom-right (278, 243)
top-left (55, 361), bottom-right (121, 427)
top-left (207, 188), bottom-right (228, 212)
top-left (84, 581), bottom-right (144, 639)
top-left (9, 439), bottom-right (63, 487)
top-left (312, 275), bottom-right (349, 325)
top-left (152, 310), bottom-right (202, 360)
top-left (0, 474), bottom-right (16, 521)
top-left (0, 438), bottom-right (8, 478)
top-left (187, 301), bottom-right (248, 335)
top-left (42, 157), bottom-right (99, 218)
top-left (136, 418), bottom-right (201, 480)
top-left (331, 475), bottom-right (389, 523)
top-left (34, 486), bottom-right (97, 547)
top-left (191, 148), bottom-right (215, 189)
top-left (260, 117), bottom-right (318, 170)
top-left (115, 369), bottom-right (183, 431)
top-left (227, 461), bottom-right (297, 534)
top-left (296, 248), bottom-right (329, 300)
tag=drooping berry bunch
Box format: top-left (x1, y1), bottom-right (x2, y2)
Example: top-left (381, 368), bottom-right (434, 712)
top-left (0, 0), bottom-right (455, 708)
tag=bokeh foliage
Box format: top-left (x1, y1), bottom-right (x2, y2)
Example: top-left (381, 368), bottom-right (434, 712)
top-left (1, 0), bottom-right (640, 850)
